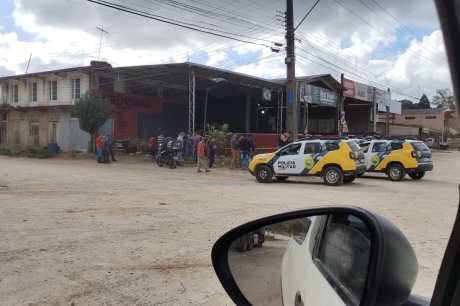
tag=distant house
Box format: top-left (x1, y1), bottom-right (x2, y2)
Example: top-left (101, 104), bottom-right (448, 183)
top-left (0, 65), bottom-right (95, 151)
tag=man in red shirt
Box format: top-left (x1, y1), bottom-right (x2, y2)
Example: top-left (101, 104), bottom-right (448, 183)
top-left (196, 137), bottom-right (210, 173)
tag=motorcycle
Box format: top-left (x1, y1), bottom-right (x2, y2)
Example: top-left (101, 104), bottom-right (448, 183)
top-left (156, 138), bottom-right (179, 169)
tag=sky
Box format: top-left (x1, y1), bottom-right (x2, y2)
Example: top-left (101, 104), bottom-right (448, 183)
top-left (0, 0), bottom-right (453, 101)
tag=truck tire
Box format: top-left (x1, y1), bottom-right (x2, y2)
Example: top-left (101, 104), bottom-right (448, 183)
top-left (387, 163), bottom-right (405, 181)
top-left (409, 171), bottom-right (425, 180)
top-left (323, 166), bottom-right (344, 186)
top-left (256, 165), bottom-right (273, 183)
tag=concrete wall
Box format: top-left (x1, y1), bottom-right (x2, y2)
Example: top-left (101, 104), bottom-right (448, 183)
top-left (391, 112), bottom-right (444, 132)
top-left (3, 109), bottom-right (90, 152)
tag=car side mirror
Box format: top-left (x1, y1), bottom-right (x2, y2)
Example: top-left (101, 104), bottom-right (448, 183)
top-left (212, 207), bottom-right (419, 306)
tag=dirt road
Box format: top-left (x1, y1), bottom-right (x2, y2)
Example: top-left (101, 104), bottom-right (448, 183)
top-left (0, 151), bottom-right (458, 305)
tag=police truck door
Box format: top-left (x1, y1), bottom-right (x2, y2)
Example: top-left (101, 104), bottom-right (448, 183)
top-left (274, 143), bottom-right (305, 175)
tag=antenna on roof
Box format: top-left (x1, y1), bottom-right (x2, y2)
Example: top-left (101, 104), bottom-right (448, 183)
top-left (96, 25), bottom-right (109, 60)
top-left (25, 53), bottom-right (32, 74)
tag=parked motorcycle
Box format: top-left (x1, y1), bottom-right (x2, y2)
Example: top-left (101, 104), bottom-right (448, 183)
top-left (156, 138), bottom-right (179, 169)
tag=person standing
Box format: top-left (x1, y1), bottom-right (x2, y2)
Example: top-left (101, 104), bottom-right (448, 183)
top-left (238, 135), bottom-right (251, 169)
top-left (96, 134), bottom-right (104, 163)
top-left (148, 135), bottom-right (157, 161)
top-left (247, 134), bottom-right (256, 157)
top-left (278, 132), bottom-right (289, 148)
top-left (106, 134), bottom-right (116, 162)
top-left (230, 134), bottom-right (240, 169)
top-left (207, 137), bottom-right (217, 168)
top-left (196, 137), bottom-right (209, 173)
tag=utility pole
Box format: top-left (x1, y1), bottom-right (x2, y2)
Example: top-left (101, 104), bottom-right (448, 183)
top-left (285, 0), bottom-right (321, 140)
top-left (285, 0), bottom-right (297, 140)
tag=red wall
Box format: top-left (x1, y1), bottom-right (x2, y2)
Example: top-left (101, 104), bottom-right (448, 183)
top-left (112, 103), bottom-right (162, 140)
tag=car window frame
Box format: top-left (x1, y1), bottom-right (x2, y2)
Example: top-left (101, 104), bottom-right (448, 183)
top-left (371, 142), bottom-right (388, 153)
top-left (277, 143), bottom-right (303, 156)
top-left (304, 142), bottom-right (323, 155)
top-left (311, 215), bottom-right (365, 306)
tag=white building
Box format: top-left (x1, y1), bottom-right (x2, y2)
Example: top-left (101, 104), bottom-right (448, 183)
top-left (0, 66), bottom-right (96, 151)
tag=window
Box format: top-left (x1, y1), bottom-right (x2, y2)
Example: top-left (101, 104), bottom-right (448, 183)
top-left (29, 122), bottom-right (40, 146)
top-left (71, 78), bottom-right (81, 99)
top-left (359, 142), bottom-right (370, 153)
top-left (425, 115), bottom-right (437, 119)
top-left (0, 113), bottom-right (7, 145)
top-left (405, 116), bottom-right (416, 120)
top-left (315, 214), bottom-right (371, 305)
top-left (12, 84), bottom-right (18, 103)
top-left (49, 80), bottom-right (57, 101)
top-left (31, 82), bottom-right (37, 102)
top-left (325, 140), bottom-right (340, 151)
top-left (304, 142), bottom-right (323, 154)
top-left (372, 142), bottom-right (389, 153)
top-left (49, 122), bottom-right (57, 143)
top-left (389, 141), bottom-right (403, 151)
top-left (278, 143), bottom-right (302, 156)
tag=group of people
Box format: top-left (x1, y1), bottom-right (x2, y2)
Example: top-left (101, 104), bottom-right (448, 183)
top-left (147, 131), bottom-right (217, 173)
top-left (230, 134), bottom-right (255, 170)
top-left (95, 134), bottom-right (116, 164)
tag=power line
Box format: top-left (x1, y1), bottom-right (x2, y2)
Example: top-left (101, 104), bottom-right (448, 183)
top-left (87, 0), bottom-right (278, 49)
top-left (295, 0), bottom-right (321, 31)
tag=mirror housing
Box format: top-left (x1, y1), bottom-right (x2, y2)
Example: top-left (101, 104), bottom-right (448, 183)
top-left (212, 206), bottom-right (418, 306)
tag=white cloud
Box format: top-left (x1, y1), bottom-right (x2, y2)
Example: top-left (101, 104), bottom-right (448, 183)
top-left (0, 0), bottom-right (453, 101)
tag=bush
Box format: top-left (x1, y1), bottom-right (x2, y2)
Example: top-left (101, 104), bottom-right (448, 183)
top-left (206, 125), bottom-right (231, 156)
top-left (0, 147), bottom-right (54, 159)
top-left (0, 148), bottom-right (13, 156)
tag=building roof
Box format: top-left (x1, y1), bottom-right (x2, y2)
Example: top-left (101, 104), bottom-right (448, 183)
top-left (0, 66), bottom-right (92, 81)
top-left (0, 61), bottom-right (283, 90)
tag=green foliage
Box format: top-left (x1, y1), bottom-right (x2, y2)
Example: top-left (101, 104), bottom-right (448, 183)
top-left (73, 94), bottom-right (111, 134)
top-left (206, 124), bottom-right (231, 156)
top-left (432, 88), bottom-right (456, 110)
top-left (0, 147), bottom-right (54, 159)
top-left (0, 148), bottom-right (13, 156)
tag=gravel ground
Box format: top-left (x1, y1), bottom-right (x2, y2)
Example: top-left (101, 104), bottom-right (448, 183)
top-left (0, 151), bottom-right (458, 305)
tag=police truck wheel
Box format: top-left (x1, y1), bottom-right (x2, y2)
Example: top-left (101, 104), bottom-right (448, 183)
top-left (276, 176), bottom-right (288, 182)
top-left (343, 175), bottom-right (356, 183)
top-left (387, 163), bottom-right (405, 181)
top-left (255, 165), bottom-right (273, 183)
top-left (323, 166), bottom-right (343, 186)
top-left (409, 171), bottom-right (425, 180)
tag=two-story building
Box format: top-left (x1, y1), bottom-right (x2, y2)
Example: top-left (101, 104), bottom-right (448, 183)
top-left (0, 65), bottom-right (93, 151)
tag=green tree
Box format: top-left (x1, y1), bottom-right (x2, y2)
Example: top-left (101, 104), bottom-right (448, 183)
top-left (432, 88), bottom-right (456, 110)
top-left (72, 94), bottom-right (111, 153)
top-left (399, 99), bottom-right (418, 109)
top-left (418, 94), bottom-right (431, 109)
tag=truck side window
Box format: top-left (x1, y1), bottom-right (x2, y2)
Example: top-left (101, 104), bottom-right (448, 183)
top-left (314, 214), bottom-right (371, 305)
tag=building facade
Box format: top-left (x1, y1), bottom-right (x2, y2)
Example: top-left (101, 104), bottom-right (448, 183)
top-left (0, 67), bottom-right (92, 151)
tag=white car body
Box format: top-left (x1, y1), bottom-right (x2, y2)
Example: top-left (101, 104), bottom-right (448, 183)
top-left (281, 217), bottom-right (345, 306)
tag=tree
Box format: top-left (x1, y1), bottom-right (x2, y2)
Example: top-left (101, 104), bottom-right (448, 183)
top-left (400, 99), bottom-right (418, 109)
top-left (73, 94), bottom-right (111, 153)
top-left (418, 94), bottom-right (431, 109)
top-left (432, 88), bottom-right (456, 110)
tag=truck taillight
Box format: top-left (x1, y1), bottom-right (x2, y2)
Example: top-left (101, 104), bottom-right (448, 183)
top-left (349, 152), bottom-right (356, 159)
